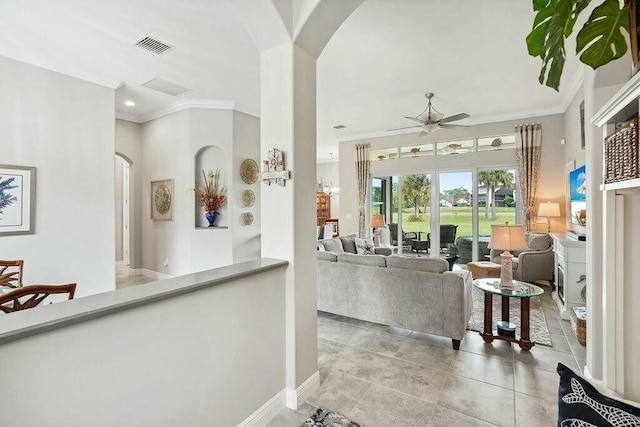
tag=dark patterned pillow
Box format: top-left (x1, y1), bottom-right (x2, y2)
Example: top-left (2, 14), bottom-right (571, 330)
top-left (354, 237), bottom-right (375, 255)
top-left (557, 363), bottom-right (640, 426)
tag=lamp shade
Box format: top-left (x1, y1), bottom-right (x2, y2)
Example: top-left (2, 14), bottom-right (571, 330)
top-left (537, 201), bottom-right (560, 217)
top-left (370, 214), bottom-right (385, 228)
top-left (488, 224), bottom-right (528, 251)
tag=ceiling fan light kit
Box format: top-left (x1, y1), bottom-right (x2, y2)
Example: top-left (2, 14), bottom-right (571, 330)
top-left (389, 92), bottom-right (470, 135)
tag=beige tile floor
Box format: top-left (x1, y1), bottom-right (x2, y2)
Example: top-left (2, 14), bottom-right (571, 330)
top-left (268, 288), bottom-right (585, 426)
top-left (115, 265), bottom-right (155, 289)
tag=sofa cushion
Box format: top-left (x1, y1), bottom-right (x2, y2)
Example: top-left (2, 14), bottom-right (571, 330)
top-left (318, 237), bottom-right (344, 254)
top-left (386, 255), bottom-right (448, 273)
top-left (337, 253), bottom-right (387, 267)
top-left (339, 234), bottom-right (358, 254)
top-left (354, 237), bottom-right (375, 255)
top-left (557, 363), bottom-right (640, 425)
top-left (525, 232), bottom-right (552, 251)
top-left (317, 252), bottom-right (338, 262)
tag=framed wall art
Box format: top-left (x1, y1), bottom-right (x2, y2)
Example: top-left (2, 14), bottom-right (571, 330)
top-left (0, 165), bottom-right (36, 236)
top-left (151, 179), bottom-right (174, 221)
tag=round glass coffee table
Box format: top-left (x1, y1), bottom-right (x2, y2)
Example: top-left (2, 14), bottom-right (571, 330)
top-left (472, 278), bottom-right (544, 351)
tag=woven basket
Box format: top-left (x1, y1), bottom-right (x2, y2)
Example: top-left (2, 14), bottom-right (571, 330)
top-left (570, 306), bottom-right (586, 346)
top-left (604, 120), bottom-right (639, 184)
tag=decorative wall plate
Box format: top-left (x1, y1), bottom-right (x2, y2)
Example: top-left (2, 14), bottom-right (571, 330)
top-left (151, 179), bottom-right (174, 221)
top-left (240, 159), bottom-right (259, 184)
top-left (240, 212), bottom-right (254, 226)
top-left (241, 189), bottom-right (255, 207)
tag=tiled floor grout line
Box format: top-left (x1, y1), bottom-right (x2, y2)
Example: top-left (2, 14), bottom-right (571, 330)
top-left (314, 289), bottom-right (584, 426)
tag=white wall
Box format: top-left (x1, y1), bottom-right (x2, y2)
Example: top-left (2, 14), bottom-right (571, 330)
top-left (141, 108), bottom-right (261, 275)
top-left (0, 56), bottom-right (115, 296)
top-left (188, 109), bottom-right (234, 272)
top-left (563, 88), bottom-right (586, 232)
top-left (114, 155), bottom-right (125, 262)
top-left (115, 120), bottom-right (143, 269)
top-left (0, 265), bottom-right (287, 426)
top-left (338, 114), bottom-right (567, 236)
top-left (232, 111), bottom-right (261, 263)
top-left (142, 110), bottom-right (193, 275)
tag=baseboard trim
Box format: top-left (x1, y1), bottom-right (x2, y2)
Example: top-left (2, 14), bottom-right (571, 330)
top-left (135, 269), bottom-right (174, 280)
top-left (286, 371), bottom-right (320, 409)
top-left (238, 389), bottom-right (286, 427)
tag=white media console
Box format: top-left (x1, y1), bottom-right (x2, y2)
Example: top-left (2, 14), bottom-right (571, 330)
top-left (550, 233), bottom-right (586, 320)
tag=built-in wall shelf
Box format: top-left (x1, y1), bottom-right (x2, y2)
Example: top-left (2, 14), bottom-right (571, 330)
top-left (600, 178), bottom-right (640, 193)
top-left (195, 226), bottom-right (229, 230)
top-left (592, 70), bottom-right (640, 127)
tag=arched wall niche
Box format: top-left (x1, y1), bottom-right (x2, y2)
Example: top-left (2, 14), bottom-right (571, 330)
top-left (194, 145), bottom-right (229, 228)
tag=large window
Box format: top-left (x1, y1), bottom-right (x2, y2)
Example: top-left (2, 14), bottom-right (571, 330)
top-left (371, 166), bottom-right (519, 263)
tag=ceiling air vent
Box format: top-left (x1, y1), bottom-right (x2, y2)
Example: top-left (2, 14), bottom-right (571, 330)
top-left (141, 78), bottom-right (189, 96)
top-left (134, 35), bottom-right (175, 55)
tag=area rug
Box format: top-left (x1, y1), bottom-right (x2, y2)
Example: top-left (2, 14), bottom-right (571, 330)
top-left (467, 285), bottom-right (552, 347)
top-left (301, 407), bottom-right (361, 427)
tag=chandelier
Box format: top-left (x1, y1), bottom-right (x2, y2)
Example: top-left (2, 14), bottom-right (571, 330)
top-left (319, 153), bottom-right (339, 196)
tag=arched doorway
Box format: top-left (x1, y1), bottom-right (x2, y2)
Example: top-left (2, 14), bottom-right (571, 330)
top-left (115, 153), bottom-right (132, 278)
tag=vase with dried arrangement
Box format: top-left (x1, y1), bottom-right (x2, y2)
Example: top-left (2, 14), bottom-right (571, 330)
top-left (195, 169), bottom-right (227, 227)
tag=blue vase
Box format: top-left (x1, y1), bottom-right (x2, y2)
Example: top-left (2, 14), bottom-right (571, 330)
top-left (206, 211), bottom-right (219, 227)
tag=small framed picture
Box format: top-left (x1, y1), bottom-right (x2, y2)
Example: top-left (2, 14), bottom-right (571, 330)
top-left (151, 179), bottom-right (174, 221)
top-left (0, 165), bottom-right (36, 236)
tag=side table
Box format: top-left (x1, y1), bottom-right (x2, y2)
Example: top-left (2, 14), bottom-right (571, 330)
top-left (467, 261), bottom-right (501, 279)
top-left (472, 278), bottom-right (544, 351)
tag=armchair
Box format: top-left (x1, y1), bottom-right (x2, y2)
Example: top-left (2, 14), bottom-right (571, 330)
top-left (0, 283), bottom-right (76, 313)
top-left (388, 223), bottom-right (417, 247)
top-left (426, 224), bottom-right (458, 254)
top-left (0, 260), bottom-right (24, 288)
top-left (489, 232), bottom-right (554, 283)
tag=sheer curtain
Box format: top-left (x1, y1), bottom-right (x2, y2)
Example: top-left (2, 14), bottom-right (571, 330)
top-left (355, 143), bottom-right (371, 238)
top-left (516, 123), bottom-right (542, 232)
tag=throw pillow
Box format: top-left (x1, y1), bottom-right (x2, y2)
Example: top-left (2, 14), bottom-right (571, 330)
top-left (354, 237), bottom-right (375, 255)
top-left (339, 234), bottom-right (358, 254)
top-left (317, 242), bottom-right (325, 252)
top-left (526, 232), bottom-right (552, 251)
top-left (557, 363), bottom-right (640, 426)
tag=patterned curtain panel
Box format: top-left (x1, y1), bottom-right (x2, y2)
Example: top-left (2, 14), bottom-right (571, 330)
top-left (516, 123), bottom-right (542, 232)
top-left (355, 143), bottom-right (371, 238)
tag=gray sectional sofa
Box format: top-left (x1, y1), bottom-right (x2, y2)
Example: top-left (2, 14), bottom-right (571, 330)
top-left (317, 236), bottom-right (472, 349)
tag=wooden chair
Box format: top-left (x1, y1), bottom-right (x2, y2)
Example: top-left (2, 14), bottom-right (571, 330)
top-left (0, 260), bottom-right (24, 288)
top-left (0, 283), bottom-right (76, 313)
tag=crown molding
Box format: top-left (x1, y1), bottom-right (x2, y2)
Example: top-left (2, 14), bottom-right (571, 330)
top-left (115, 111), bottom-right (143, 123)
top-left (115, 99), bottom-right (260, 124)
top-left (560, 66), bottom-right (585, 113)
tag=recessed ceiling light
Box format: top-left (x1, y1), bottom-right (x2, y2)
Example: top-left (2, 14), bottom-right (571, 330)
top-left (333, 124), bottom-right (346, 129)
top-left (125, 100), bottom-right (136, 107)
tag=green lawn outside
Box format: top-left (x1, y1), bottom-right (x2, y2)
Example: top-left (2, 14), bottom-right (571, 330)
top-left (394, 207), bottom-right (516, 238)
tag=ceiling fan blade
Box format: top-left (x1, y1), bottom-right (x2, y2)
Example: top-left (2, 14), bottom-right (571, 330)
top-left (387, 125), bottom-right (422, 131)
top-left (403, 116), bottom-right (425, 124)
top-left (418, 131), bottom-right (430, 138)
top-left (440, 124), bottom-right (469, 129)
top-left (439, 113), bottom-right (470, 124)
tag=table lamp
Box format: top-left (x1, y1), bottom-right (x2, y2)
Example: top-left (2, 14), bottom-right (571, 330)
top-left (488, 224), bottom-right (528, 290)
top-left (537, 201), bottom-right (560, 233)
top-left (370, 214), bottom-right (385, 246)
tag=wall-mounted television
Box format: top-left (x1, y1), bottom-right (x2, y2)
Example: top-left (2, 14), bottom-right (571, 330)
top-left (569, 165), bottom-right (586, 233)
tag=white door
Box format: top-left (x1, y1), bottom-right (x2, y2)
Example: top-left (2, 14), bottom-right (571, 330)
top-left (123, 163), bottom-right (130, 266)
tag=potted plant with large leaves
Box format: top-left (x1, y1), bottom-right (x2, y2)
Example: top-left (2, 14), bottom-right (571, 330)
top-left (527, 0), bottom-right (635, 91)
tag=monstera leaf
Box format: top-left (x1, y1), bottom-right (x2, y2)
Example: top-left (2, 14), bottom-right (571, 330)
top-left (576, 0), bottom-right (629, 69)
top-left (526, 0), bottom-right (631, 91)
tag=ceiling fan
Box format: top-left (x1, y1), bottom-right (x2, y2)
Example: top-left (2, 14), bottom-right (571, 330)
top-left (389, 93), bottom-right (470, 136)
